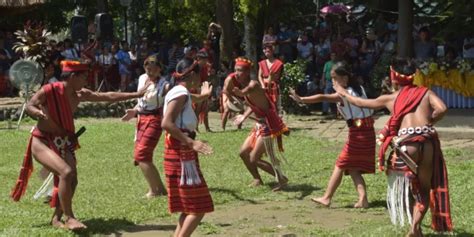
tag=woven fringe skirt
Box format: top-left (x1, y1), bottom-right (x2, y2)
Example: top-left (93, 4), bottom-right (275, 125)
top-left (164, 135), bottom-right (214, 214)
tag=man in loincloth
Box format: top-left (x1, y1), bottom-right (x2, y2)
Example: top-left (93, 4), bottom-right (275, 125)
top-left (10, 60), bottom-right (148, 230)
top-left (231, 57), bottom-right (289, 191)
top-left (333, 57), bottom-right (453, 237)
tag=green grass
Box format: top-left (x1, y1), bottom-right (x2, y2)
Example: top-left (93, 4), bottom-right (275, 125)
top-left (0, 119), bottom-right (473, 236)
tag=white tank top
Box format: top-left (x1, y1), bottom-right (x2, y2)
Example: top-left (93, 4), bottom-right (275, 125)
top-left (163, 85), bottom-right (197, 131)
top-left (337, 86), bottom-right (373, 120)
top-left (137, 74), bottom-right (168, 112)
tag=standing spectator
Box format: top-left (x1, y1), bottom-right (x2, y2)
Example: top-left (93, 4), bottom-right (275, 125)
top-left (321, 52), bottom-right (337, 115)
top-left (414, 27), bottom-right (437, 61)
top-left (277, 24), bottom-right (293, 62)
top-left (167, 41), bottom-right (185, 74)
top-left (374, 14), bottom-right (388, 40)
top-left (207, 22), bottom-right (221, 71)
top-left (262, 26), bottom-right (278, 46)
top-left (359, 29), bottom-right (378, 77)
top-left (114, 41), bottom-right (132, 91)
top-left (386, 17), bottom-right (398, 42)
top-left (61, 39), bottom-right (80, 60)
top-left (376, 32), bottom-right (395, 58)
top-left (314, 35), bottom-right (331, 74)
top-left (463, 32), bottom-right (474, 59)
top-left (297, 34), bottom-right (314, 78)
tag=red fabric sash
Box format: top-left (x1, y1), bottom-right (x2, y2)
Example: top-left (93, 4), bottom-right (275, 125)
top-left (378, 86), bottom-right (428, 171)
top-left (244, 94), bottom-right (288, 151)
top-left (399, 134), bottom-right (453, 232)
top-left (259, 59), bottom-right (283, 82)
top-left (259, 59), bottom-right (283, 104)
top-left (10, 82), bottom-right (75, 208)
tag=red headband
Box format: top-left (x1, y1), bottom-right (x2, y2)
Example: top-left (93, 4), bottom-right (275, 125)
top-left (61, 60), bottom-right (89, 72)
top-left (390, 66), bottom-right (414, 86)
top-left (235, 57), bottom-right (252, 68)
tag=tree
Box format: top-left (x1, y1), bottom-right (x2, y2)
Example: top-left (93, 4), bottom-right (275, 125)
top-left (239, 0), bottom-right (261, 65)
top-left (216, 0), bottom-right (234, 63)
top-left (398, 0), bottom-right (414, 57)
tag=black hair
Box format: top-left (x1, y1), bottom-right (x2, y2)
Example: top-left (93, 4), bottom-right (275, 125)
top-left (391, 57), bottom-right (416, 76)
top-left (331, 61), bottom-right (363, 96)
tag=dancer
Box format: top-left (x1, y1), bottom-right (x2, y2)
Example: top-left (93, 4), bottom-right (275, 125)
top-left (161, 58), bottom-right (214, 237)
top-left (231, 57), bottom-right (289, 191)
top-left (290, 61), bottom-right (375, 208)
top-left (10, 60), bottom-right (147, 230)
top-left (121, 55), bottom-right (168, 198)
top-left (333, 58), bottom-right (452, 236)
top-left (258, 43), bottom-right (284, 106)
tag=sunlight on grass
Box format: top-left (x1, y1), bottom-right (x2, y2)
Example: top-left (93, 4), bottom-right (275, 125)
top-left (0, 118), bottom-right (473, 236)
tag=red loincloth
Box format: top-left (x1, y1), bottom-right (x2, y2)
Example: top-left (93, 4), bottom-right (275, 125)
top-left (134, 113), bottom-right (163, 165)
top-left (389, 132), bottom-right (453, 232)
top-left (378, 85), bottom-right (428, 171)
top-left (11, 82), bottom-right (76, 208)
top-left (336, 117), bottom-right (375, 174)
top-left (244, 92), bottom-right (288, 151)
top-left (259, 59), bottom-right (283, 104)
top-left (163, 132), bottom-right (214, 214)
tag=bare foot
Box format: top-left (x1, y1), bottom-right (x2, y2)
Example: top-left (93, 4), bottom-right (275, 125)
top-left (248, 179), bottom-right (263, 187)
top-left (354, 200), bottom-right (369, 209)
top-left (205, 128), bottom-right (213, 133)
top-left (272, 176), bottom-right (289, 192)
top-left (145, 190), bottom-right (166, 199)
top-left (406, 227), bottom-right (423, 237)
top-left (311, 197), bottom-right (330, 207)
top-left (51, 219), bottom-right (64, 229)
top-left (64, 217), bottom-right (87, 230)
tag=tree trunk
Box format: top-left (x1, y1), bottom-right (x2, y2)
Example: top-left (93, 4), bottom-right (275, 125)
top-left (243, 13), bottom-right (257, 66)
top-left (97, 0), bottom-right (108, 12)
top-left (398, 0), bottom-right (413, 58)
top-left (216, 0), bottom-right (234, 63)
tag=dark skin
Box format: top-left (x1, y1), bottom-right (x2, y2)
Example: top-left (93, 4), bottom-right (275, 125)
top-left (26, 70), bottom-right (147, 230)
top-left (231, 65), bottom-right (288, 191)
top-left (333, 79), bottom-right (447, 237)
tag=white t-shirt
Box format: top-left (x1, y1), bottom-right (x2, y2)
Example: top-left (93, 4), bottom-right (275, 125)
top-left (463, 38), bottom-right (474, 59)
top-left (136, 74), bottom-right (167, 112)
top-left (297, 42), bottom-right (313, 60)
top-left (163, 85), bottom-right (197, 131)
top-left (338, 86), bottom-right (373, 120)
top-left (96, 54), bottom-right (113, 65)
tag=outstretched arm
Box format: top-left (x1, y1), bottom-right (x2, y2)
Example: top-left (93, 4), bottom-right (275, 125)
top-left (333, 82), bottom-right (391, 110)
top-left (428, 90), bottom-right (447, 124)
top-left (290, 88), bottom-right (341, 104)
top-left (78, 88), bottom-right (145, 102)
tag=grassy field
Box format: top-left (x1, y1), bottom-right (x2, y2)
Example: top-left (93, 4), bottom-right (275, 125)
top-left (0, 118), bottom-right (473, 236)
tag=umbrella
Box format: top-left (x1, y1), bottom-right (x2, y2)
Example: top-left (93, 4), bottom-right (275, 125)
top-left (320, 4), bottom-right (349, 17)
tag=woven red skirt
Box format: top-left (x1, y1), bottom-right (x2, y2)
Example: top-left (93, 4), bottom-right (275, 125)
top-left (336, 117), bottom-right (376, 174)
top-left (134, 113), bottom-right (162, 165)
top-left (164, 134), bottom-right (214, 214)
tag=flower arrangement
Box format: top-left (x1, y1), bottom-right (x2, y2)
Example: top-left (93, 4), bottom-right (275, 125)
top-left (13, 21), bottom-right (51, 67)
top-left (418, 61), bottom-right (431, 75)
top-left (457, 59), bottom-right (473, 74)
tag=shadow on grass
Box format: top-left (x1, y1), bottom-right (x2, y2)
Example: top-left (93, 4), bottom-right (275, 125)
top-left (209, 187), bottom-right (259, 204)
top-left (268, 182), bottom-right (321, 200)
top-left (76, 218), bottom-right (175, 236)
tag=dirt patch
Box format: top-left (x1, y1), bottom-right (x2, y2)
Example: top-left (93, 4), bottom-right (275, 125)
top-left (118, 200), bottom-right (385, 237)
